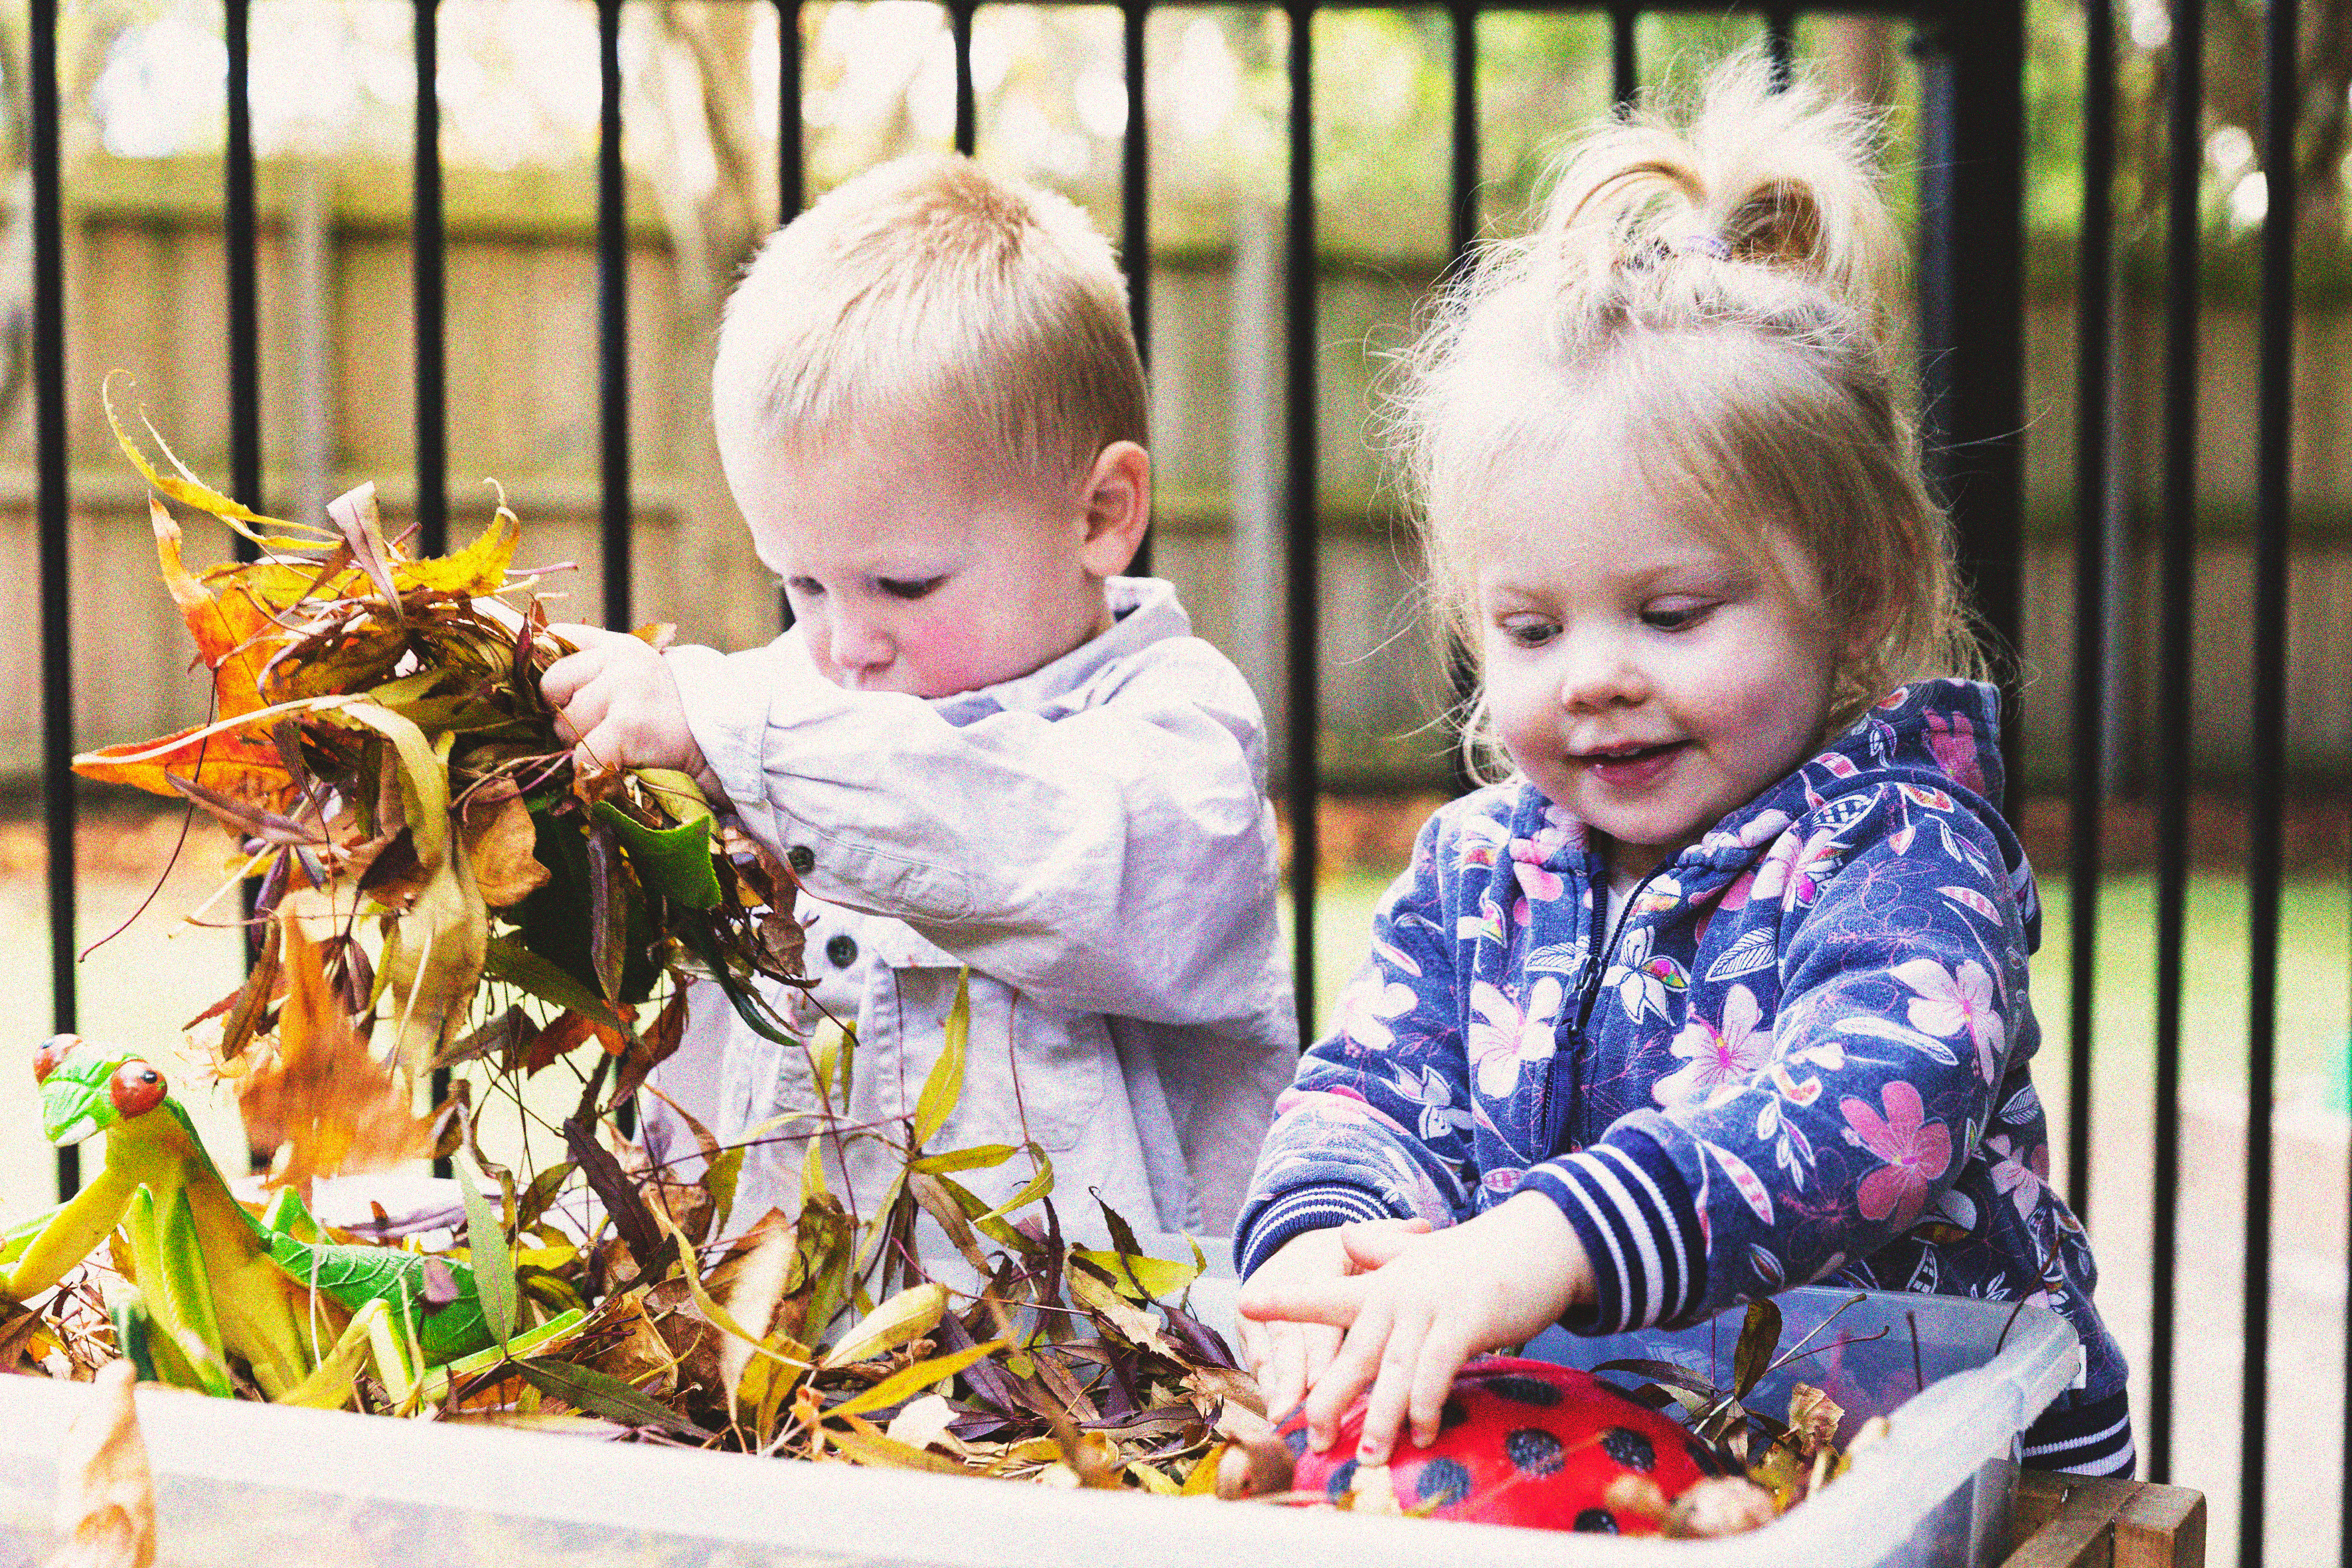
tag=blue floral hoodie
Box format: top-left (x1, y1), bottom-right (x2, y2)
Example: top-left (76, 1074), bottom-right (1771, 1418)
top-left (1236, 680), bottom-right (2132, 1476)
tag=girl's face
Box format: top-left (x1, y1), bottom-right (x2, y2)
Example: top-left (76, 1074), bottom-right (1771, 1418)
top-left (1472, 451), bottom-right (1842, 892)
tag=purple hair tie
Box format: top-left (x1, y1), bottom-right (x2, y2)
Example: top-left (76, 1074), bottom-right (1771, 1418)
top-left (1674, 231), bottom-right (1733, 260)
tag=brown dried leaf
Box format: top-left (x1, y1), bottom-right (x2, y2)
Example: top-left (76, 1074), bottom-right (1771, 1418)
top-left (237, 911), bottom-right (433, 1184)
top-left (613, 990), bottom-right (688, 1106)
top-left (459, 784), bottom-right (550, 907)
top-left (1786, 1381), bottom-right (1845, 1458)
top-left (46, 1362), bottom-right (154, 1568)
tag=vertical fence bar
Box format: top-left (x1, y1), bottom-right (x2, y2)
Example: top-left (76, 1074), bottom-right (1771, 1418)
top-left (1610, 3), bottom-right (1636, 112)
top-left (779, 0), bottom-right (805, 221)
top-left (2065, 0), bottom-right (2116, 1219)
top-left (1764, 5), bottom-right (1794, 88)
top-left (2240, 0), bottom-right (2294, 1556)
top-left (597, 0), bottom-right (633, 1135)
top-left (1286, 0), bottom-right (1318, 1042)
top-left (416, 0), bottom-right (453, 1177)
top-left (226, 0), bottom-right (262, 530)
top-left (1912, 8), bottom-right (2026, 788)
top-left (2147, 0), bottom-right (2203, 1487)
top-left (952, 0), bottom-right (978, 156)
top-left (1123, 0), bottom-right (1152, 577)
top-left (31, 0), bottom-right (77, 1202)
top-left (1441, 0), bottom-right (1478, 795)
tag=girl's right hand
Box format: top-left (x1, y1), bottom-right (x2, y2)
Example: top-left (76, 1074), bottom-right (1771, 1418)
top-left (1234, 1217), bottom-right (1432, 1421)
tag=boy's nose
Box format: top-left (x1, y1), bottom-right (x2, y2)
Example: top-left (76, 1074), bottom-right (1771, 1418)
top-left (828, 613), bottom-right (895, 676)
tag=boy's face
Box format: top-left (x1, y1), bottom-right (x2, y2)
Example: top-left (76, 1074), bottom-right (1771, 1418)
top-left (730, 425), bottom-right (1121, 699)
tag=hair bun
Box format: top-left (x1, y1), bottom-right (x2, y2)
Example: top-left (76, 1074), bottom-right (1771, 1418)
top-left (1540, 48), bottom-right (1889, 305)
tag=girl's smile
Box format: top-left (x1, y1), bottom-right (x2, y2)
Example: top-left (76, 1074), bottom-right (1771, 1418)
top-left (1473, 450), bottom-right (1847, 892)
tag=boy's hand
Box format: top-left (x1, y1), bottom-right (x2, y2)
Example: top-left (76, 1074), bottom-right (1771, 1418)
top-left (542, 624), bottom-right (720, 796)
top-left (1234, 1219), bottom-right (1431, 1421)
top-left (1238, 1192), bottom-right (1593, 1464)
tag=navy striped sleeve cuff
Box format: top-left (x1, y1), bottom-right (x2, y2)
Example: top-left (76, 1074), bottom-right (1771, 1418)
top-left (1519, 1135), bottom-right (1705, 1334)
top-left (2021, 1387), bottom-right (2134, 1478)
top-left (1234, 1184), bottom-right (1399, 1280)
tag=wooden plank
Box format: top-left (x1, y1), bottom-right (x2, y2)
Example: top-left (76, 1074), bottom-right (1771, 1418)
top-left (2011, 1470), bottom-right (2072, 1546)
top-left (2114, 1484), bottom-right (2205, 1568)
top-left (2001, 1475), bottom-right (2138, 1568)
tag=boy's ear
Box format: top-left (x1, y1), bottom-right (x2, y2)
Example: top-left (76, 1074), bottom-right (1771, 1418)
top-left (1076, 441), bottom-right (1151, 578)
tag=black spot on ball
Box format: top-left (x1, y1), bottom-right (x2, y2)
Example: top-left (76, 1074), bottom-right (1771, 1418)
top-left (1439, 1396), bottom-right (1470, 1432)
top-left (1283, 1426), bottom-right (1309, 1458)
top-left (1686, 1439), bottom-right (1727, 1476)
top-left (1324, 1458), bottom-right (1358, 1501)
top-left (1599, 1427), bottom-right (1656, 1471)
top-left (1573, 1509), bottom-right (1620, 1533)
top-left (1483, 1374), bottom-right (1563, 1407)
top-left (1503, 1427), bottom-right (1565, 1477)
top-left (1415, 1457), bottom-right (1473, 1510)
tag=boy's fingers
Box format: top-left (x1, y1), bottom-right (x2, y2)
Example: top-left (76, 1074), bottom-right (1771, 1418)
top-left (1263, 1327), bottom-right (1306, 1423)
top-left (1300, 1322), bottom-right (1344, 1391)
top-left (539, 647), bottom-right (605, 707)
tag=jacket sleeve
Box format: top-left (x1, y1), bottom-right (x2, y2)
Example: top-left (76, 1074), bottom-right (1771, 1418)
top-left (1231, 803), bottom-right (1488, 1277)
top-left (1522, 783), bottom-right (2026, 1332)
top-left (665, 635), bottom-right (1283, 1028)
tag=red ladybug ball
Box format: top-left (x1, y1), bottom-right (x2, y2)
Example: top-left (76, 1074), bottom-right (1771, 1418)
top-left (1278, 1359), bottom-right (1721, 1533)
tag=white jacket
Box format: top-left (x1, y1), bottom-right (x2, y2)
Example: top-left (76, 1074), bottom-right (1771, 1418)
top-left (651, 578), bottom-right (1296, 1238)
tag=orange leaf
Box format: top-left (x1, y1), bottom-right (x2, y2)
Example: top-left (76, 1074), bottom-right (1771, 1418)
top-left (238, 911), bottom-right (433, 1186)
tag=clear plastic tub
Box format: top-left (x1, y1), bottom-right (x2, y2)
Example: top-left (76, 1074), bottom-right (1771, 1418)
top-left (0, 1270), bottom-right (2075, 1568)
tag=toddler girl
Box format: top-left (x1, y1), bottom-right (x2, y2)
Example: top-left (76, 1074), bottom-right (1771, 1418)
top-left (1232, 54), bottom-right (2130, 1480)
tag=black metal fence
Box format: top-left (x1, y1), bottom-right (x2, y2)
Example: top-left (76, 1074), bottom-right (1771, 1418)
top-left (21, 1), bottom-right (2328, 1564)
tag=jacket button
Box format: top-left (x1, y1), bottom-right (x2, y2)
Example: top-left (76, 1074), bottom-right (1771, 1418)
top-left (825, 934), bottom-right (859, 969)
top-left (786, 845), bottom-right (815, 874)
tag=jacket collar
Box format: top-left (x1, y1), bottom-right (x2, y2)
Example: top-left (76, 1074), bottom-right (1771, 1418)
top-left (775, 576), bottom-right (1188, 724)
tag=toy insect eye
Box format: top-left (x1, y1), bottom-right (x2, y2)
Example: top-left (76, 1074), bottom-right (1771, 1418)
top-left (31, 1036), bottom-right (76, 1084)
top-left (108, 1061), bottom-right (168, 1118)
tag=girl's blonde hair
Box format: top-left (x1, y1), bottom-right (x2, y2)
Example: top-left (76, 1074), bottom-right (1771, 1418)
top-left (712, 153), bottom-right (1145, 497)
top-left (1399, 49), bottom-right (1982, 760)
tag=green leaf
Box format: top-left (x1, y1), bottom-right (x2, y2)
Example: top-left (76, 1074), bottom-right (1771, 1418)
top-left (454, 1157), bottom-right (518, 1348)
top-left (593, 799), bottom-right (724, 911)
top-left (1733, 1296), bottom-right (1783, 1400)
top-left (706, 1146), bottom-right (744, 1237)
top-left (975, 1144), bottom-right (1055, 1229)
top-left (512, 1356), bottom-right (712, 1440)
top-left (826, 1340), bottom-right (1005, 1421)
top-left (909, 1144), bottom-right (1020, 1174)
top-left (481, 934), bottom-right (635, 1036)
top-left (910, 969), bottom-right (970, 1146)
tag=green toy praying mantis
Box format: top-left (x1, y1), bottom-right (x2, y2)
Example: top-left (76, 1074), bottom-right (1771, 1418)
top-left (0, 1034), bottom-right (580, 1409)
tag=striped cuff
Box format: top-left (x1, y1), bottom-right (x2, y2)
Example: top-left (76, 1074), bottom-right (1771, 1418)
top-left (2022, 1387), bottom-right (2134, 1478)
top-left (1519, 1135), bottom-right (1703, 1334)
top-left (1234, 1184), bottom-right (1399, 1280)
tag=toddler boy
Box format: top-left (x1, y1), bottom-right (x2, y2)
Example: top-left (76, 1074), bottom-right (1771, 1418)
top-left (544, 154), bottom-right (1294, 1239)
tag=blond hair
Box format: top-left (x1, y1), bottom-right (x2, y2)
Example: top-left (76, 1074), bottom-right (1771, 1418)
top-left (712, 154), bottom-right (1145, 495)
top-left (1399, 50), bottom-right (1981, 763)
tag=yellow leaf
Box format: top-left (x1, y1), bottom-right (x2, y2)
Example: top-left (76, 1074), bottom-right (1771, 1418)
top-left (1069, 1247), bottom-right (1202, 1302)
top-left (910, 969), bottom-right (970, 1146)
top-left (826, 1340), bottom-right (1004, 1421)
top-left (821, 1282), bottom-right (947, 1370)
top-left (1064, 1265), bottom-right (1176, 1358)
top-left (1127, 1462), bottom-right (1182, 1496)
top-left (393, 502), bottom-right (519, 596)
top-left (822, 1420), bottom-right (973, 1476)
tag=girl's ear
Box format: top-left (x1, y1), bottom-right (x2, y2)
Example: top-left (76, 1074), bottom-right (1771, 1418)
top-left (1077, 441), bottom-right (1152, 578)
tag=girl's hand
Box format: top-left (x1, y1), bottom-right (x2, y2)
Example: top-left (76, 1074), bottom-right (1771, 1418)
top-left (1240, 1192), bottom-right (1594, 1464)
top-left (1233, 1218), bottom-right (1431, 1420)
top-left (542, 624), bottom-right (720, 796)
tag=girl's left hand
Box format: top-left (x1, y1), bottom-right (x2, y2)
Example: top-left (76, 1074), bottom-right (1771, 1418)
top-left (1237, 1191), bottom-right (1595, 1464)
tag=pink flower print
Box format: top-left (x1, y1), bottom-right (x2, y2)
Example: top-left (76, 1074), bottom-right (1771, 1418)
top-left (1924, 709), bottom-right (1988, 796)
top-left (1701, 808), bottom-right (1794, 857)
top-left (1752, 828), bottom-right (1841, 911)
top-left (1466, 977), bottom-right (1565, 1099)
top-left (1334, 970), bottom-right (1417, 1053)
top-left (1986, 1133), bottom-right (2050, 1224)
top-left (1891, 957), bottom-right (2007, 1082)
top-left (1655, 984), bottom-right (1774, 1109)
top-left (1508, 840), bottom-right (1566, 902)
top-left (1842, 1081), bottom-right (1952, 1229)
top-left (1524, 805), bottom-right (1584, 860)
